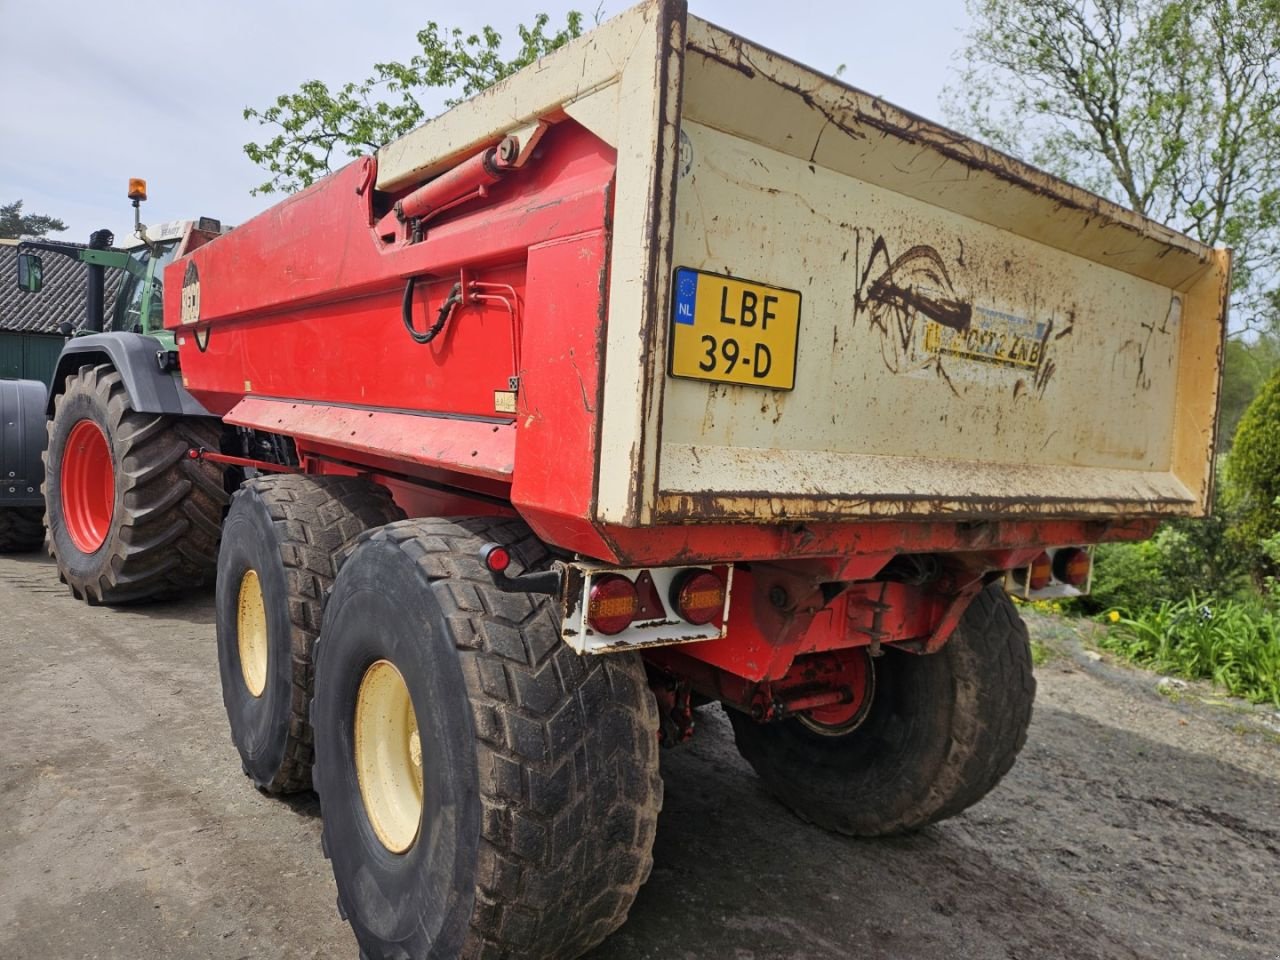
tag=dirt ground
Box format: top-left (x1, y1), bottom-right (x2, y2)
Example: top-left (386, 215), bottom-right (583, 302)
top-left (1, 551), bottom-right (1277, 960)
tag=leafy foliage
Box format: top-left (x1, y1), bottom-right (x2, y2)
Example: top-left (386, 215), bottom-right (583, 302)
top-left (945, 0), bottom-right (1280, 332)
top-left (1226, 369), bottom-right (1280, 578)
top-left (1078, 474), bottom-right (1247, 613)
top-left (0, 199), bottom-right (67, 240)
top-left (1083, 540), bottom-right (1172, 613)
top-left (1102, 595), bottom-right (1280, 705)
top-left (243, 12), bottom-right (585, 195)
top-left (1219, 333), bottom-right (1280, 449)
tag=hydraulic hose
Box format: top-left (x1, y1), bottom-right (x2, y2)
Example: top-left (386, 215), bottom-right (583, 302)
top-left (402, 279), bottom-right (462, 345)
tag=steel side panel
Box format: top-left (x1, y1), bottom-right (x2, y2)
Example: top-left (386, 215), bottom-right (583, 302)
top-left (224, 398), bottom-right (515, 483)
top-left (509, 231), bottom-right (610, 528)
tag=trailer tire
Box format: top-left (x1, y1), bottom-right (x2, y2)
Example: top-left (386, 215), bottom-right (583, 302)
top-left (313, 517), bottom-right (662, 960)
top-left (215, 475), bottom-right (404, 794)
top-left (0, 507), bottom-right (44, 553)
top-left (728, 582), bottom-right (1035, 836)
top-left (44, 363), bottom-right (226, 603)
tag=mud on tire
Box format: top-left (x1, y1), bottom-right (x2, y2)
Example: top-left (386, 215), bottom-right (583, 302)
top-left (729, 582), bottom-right (1035, 836)
top-left (313, 517), bottom-right (663, 960)
top-left (215, 474), bottom-right (404, 794)
top-left (0, 507), bottom-right (44, 553)
top-left (44, 363), bottom-right (227, 603)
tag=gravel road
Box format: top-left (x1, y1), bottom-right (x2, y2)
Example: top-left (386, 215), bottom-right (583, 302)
top-left (1, 552), bottom-right (1277, 959)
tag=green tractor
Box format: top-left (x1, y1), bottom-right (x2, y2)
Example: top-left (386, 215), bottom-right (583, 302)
top-left (3, 180), bottom-right (229, 602)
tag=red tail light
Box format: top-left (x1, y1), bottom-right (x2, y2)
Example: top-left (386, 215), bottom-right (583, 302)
top-left (587, 574), bottom-right (639, 635)
top-left (1053, 547), bottom-right (1090, 586)
top-left (1028, 552), bottom-right (1053, 590)
top-left (671, 569), bottom-right (725, 625)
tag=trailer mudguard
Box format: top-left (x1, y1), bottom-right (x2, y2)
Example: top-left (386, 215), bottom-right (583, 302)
top-left (0, 378), bottom-right (47, 507)
top-left (45, 333), bottom-right (212, 418)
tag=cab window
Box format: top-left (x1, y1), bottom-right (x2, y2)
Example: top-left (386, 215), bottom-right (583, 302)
top-left (111, 240), bottom-right (179, 333)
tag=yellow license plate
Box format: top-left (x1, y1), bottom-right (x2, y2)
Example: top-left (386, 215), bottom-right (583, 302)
top-left (668, 268), bottom-right (801, 390)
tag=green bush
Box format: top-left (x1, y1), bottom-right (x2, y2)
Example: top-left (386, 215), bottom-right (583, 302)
top-left (1080, 539), bottom-right (1170, 614)
top-left (1102, 596), bottom-right (1280, 706)
top-left (1077, 475), bottom-right (1247, 614)
top-left (1228, 368), bottom-right (1280, 581)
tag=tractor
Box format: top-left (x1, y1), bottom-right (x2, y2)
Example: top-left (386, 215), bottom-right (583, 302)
top-left (5, 181), bottom-right (228, 602)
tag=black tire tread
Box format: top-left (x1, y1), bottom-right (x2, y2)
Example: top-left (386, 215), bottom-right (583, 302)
top-left (0, 506), bottom-right (44, 553)
top-left (45, 363), bottom-right (227, 603)
top-left (321, 516), bottom-right (663, 960)
top-left (237, 473), bottom-right (404, 793)
top-left (730, 582), bottom-right (1035, 837)
top-left (926, 585), bottom-right (1036, 825)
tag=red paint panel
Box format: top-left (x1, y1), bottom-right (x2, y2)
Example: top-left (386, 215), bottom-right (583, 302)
top-left (582, 517), bottom-right (1155, 568)
top-left (510, 231), bottom-right (609, 532)
top-left (168, 132), bottom-right (610, 442)
top-left (166, 125), bottom-right (617, 328)
top-left (679, 573), bottom-right (943, 682)
top-left (166, 122), bottom-right (617, 519)
top-left (225, 397), bottom-right (515, 483)
top-left (179, 269), bottom-right (523, 421)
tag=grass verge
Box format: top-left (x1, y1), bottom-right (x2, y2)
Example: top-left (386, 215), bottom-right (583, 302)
top-left (1100, 595), bottom-right (1280, 707)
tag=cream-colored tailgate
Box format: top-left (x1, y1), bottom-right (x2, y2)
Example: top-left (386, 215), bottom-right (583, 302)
top-left (650, 21), bottom-right (1226, 523)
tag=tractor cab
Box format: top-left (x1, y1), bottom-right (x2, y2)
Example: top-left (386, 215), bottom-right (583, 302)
top-left (110, 217), bottom-right (224, 336)
top-left (14, 179), bottom-right (226, 342)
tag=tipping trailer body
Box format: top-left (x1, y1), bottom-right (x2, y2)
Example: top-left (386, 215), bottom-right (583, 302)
top-left (165, 0), bottom-right (1227, 577)
top-left (172, 11), bottom-right (1234, 947)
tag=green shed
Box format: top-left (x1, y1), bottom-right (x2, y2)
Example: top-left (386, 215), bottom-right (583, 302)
top-left (0, 330), bottom-right (63, 383)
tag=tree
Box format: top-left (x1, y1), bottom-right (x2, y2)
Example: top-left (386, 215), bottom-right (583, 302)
top-left (945, 0), bottom-right (1280, 334)
top-left (0, 200), bottom-right (67, 240)
top-left (243, 12), bottom-right (584, 196)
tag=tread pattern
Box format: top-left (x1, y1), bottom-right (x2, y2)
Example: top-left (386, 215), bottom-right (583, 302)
top-left (46, 363), bottom-right (227, 603)
top-left (240, 474), bottom-right (405, 793)
top-left (927, 584), bottom-right (1037, 825)
top-left (0, 507), bottom-right (44, 553)
top-left (325, 517), bottom-right (663, 960)
top-left (730, 581), bottom-right (1036, 836)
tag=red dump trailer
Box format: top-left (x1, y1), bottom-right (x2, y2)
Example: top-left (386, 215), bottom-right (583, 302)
top-left (164, 2), bottom-right (1228, 957)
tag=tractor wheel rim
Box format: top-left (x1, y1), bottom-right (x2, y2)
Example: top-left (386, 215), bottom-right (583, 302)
top-left (354, 659), bottom-right (423, 854)
top-left (60, 419), bottom-right (114, 553)
top-left (236, 569), bottom-right (269, 698)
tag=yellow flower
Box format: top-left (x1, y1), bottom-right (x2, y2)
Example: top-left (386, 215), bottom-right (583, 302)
top-left (1108, 610), bottom-right (1121, 623)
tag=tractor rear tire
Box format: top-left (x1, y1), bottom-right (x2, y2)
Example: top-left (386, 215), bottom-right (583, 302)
top-left (312, 517), bottom-right (662, 960)
top-left (215, 474), bottom-right (404, 794)
top-left (44, 363), bottom-right (226, 603)
top-left (728, 582), bottom-right (1035, 836)
top-left (0, 507), bottom-right (44, 553)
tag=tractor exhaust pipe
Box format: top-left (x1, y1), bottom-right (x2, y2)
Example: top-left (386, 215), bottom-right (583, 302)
top-left (84, 228), bottom-right (114, 333)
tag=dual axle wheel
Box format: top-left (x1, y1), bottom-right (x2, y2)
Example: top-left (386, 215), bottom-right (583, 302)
top-left (214, 493), bottom-right (1035, 959)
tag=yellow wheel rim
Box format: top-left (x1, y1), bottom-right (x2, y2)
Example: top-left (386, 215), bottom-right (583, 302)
top-left (354, 659), bottom-right (423, 854)
top-left (237, 569), bottom-right (269, 698)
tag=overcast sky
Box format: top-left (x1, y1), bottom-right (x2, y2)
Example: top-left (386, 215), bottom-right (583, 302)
top-left (0, 1), bottom-right (970, 242)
